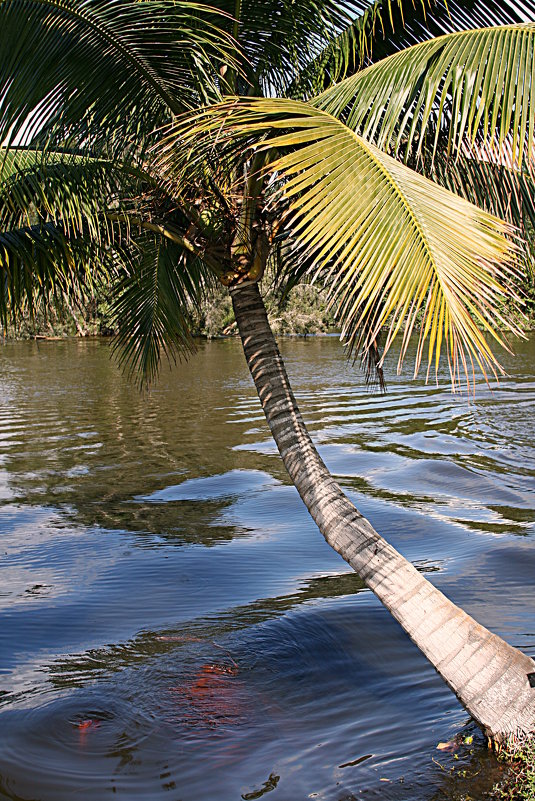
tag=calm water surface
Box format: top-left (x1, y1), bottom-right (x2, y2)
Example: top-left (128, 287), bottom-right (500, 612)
top-left (0, 335), bottom-right (534, 801)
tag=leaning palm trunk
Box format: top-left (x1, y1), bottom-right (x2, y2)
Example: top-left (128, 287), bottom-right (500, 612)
top-left (231, 281), bottom-right (535, 747)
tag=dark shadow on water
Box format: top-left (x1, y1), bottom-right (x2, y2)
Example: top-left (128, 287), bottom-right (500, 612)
top-left (89, 497), bottom-right (254, 547)
top-left (44, 571), bottom-right (369, 692)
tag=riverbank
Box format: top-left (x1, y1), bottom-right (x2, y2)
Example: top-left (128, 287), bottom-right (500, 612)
top-left (0, 280), bottom-right (338, 341)
top-left (3, 286), bottom-right (534, 343)
top-left (492, 743), bottom-right (535, 800)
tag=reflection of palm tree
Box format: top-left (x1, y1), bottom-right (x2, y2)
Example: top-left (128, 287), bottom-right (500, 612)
top-left (43, 566), bottom-right (444, 689)
top-left (2, 0), bottom-right (535, 744)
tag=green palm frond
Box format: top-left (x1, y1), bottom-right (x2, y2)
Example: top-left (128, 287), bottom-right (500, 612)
top-left (287, 0), bottom-right (438, 98)
top-left (0, 222), bottom-right (106, 325)
top-left (349, 0), bottom-right (535, 69)
top-left (314, 23), bottom-right (535, 166)
top-left (0, 149), bottom-right (119, 328)
top-left (0, 145), bottom-right (222, 380)
top-left (287, 0), bottom-right (535, 99)
top-left (159, 98), bottom-right (524, 386)
top-left (0, 151), bottom-right (132, 240)
top-left (198, 0), bottom-right (374, 95)
top-left (0, 164), bottom-right (214, 381)
top-left (0, 148), bottom-right (207, 250)
top-left (111, 236), bottom-right (214, 383)
top-left (0, 148), bottom-right (52, 179)
top-left (0, 0), bottom-right (237, 156)
top-left (422, 144), bottom-right (535, 230)
top-left (423, 146), bottom-right (535, 280)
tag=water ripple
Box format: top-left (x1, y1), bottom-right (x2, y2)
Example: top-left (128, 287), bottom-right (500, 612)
top-left (0, 335), bottom-right (533, 801)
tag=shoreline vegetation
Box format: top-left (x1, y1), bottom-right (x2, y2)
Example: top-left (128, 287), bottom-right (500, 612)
top-left (2, 274), bottom-right (534, 342)
top-left (0, 279), bottom-right (340, 341)
top-left (492, 742), bottom-right (535, 800)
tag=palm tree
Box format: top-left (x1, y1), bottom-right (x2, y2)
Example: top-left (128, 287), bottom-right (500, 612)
top-left (1, 0), bottom-right (535, 747)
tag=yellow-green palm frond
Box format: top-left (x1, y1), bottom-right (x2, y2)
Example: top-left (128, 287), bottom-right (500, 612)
top-left (419, 143), bottom-right (535, 236)
top-left (314, 24), bottom-right (535, 167)
top-left (159, 98), bottom-right (524, 388)
top-left (285, 0), bottom-right (437, 99)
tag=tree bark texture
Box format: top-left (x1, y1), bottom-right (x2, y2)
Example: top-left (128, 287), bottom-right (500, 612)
top-left (231, 281), bottom-right (535, 746)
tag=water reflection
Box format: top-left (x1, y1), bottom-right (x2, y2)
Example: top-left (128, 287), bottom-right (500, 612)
top-left (0, 335), bottom-right (534, 800)
top-left (45, 572), bottom-right (369, 689)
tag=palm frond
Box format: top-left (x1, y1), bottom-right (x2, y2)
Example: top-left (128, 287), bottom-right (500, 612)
top-left (422, 142), bottom-right (535, 230)
top-left (352, 0), bottom-right (535, 68)
top-left (421, 144), bottom-right (535, 279)
top-left (287, 0), bottom-right (535, 99)
top-left (0, 148), bottom-right (52, 178)
top-left (111, 235), bottom-right (214, 384)
top-left (314, 23), bottom-right (535, 167)
top-left (200, 0), bottom-right (375, 95)
top-left (0, 0), bottom-right (237, 157)
top-left (0, 222), bottom-right (106, 325)
top-left (159, 98), bottom-right (524, 387)
top-left (0, 146), bottom-right (211, 259)
top-left (0, 144), bottom-right (221, 380)
top-left (0, 150), bottom-right (132, 241)
top-left (287, 0), bottom-right (437, 98)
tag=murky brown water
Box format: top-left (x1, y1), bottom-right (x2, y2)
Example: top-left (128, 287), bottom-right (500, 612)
top-left (0, 334), bottom-right (534, 800)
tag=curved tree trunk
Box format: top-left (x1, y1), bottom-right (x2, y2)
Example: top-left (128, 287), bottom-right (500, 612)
top-left (231, 281), bottom-right (535, 747)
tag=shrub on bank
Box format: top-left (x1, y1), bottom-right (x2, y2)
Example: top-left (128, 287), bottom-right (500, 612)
top-left (492, 742), bottom-right (535, 800)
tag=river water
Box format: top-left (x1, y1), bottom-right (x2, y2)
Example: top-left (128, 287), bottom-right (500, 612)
top-left (0, 334), bottom-right (534, 801)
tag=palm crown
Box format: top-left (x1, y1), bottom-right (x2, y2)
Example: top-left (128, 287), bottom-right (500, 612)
top-left (1, 0), bottom-right (534, 385)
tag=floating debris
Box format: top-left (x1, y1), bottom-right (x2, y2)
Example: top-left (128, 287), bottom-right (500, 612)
top-left (73, 718), bottom-right (101, 732)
